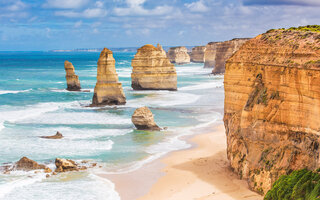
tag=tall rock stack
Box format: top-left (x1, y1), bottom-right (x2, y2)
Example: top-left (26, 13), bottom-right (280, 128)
top-left (224, 27), bottom-right (320, 194)
top-left (167, 46), bottom-right (190, 64)
top-left (92, 48), bottom-right (126, 106)
top-left (64, 61), bottom-right (81, 91)
top-left (190, 46), bottom-right (206, 63)
top-left (131, 44), bottom-right (177, 91)
top-left (204, 38), bottom-right (250, 73)
top-left (204, 42), bottom-right (219, 68)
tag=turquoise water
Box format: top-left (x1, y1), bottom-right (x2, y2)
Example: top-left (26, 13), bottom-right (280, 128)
top-left (0, 51), bottom-right (224, 199)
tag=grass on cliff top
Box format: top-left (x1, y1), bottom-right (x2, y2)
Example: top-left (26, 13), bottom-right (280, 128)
top-left (264, 169), bottom-right (320, 200)
top-left (267, 25), bottom-right (320, 33)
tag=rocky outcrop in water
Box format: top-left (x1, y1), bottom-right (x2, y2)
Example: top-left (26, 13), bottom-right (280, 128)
top-left (204, 38), bottom-right (250, 73)
top-left (131, 44), bottom-right (177, 91)
top-left (92, 48), bottom-right (126, 106)
top-left (64, 61), bottom-right (81, 91)
top-left (190, 46), bottom-right (206, 63)
top-left (167, 46), bottom-right (190, 64)
top-left (16, 157), bottom-right (52, 172)
top-left (132, 107), bottom-right (160, 131)
top-left (55, 158), bottom-right (78, 172)
top-left (40, 131), bottom-right (63, 139)
top-left (224, 27), bottom-right (320, 194)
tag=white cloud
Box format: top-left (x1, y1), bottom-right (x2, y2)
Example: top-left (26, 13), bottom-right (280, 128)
top-left (74, 20), bottom-right (82, 28)
top-left (185, 0), bottom-right (209, 12)
top-left (114, 0), bottom-right (173, 16)
top-left (54, 1), bottom-right (107, 18)
top-left (44, 0), bottom-right (89, 9)
top-left (6, 0), bottom-right (27, 11)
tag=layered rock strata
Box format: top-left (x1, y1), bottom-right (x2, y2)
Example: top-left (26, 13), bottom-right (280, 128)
top-left (131, 44), bottom-right (177, 90)
top-left (64, 61), bottom-right (81, 91)
top-left (190, 46), bottom-right (206, 63)
top-left (92, 48), bottom-right (126, 106)
top-left (132, 107), bottom-right (160, 131)
top-left (224, 28), bottom-right (320, 194)
top-left (167, 46), bottom-right (190, 64)
top-left (204, 38), bottom-right (250, 73)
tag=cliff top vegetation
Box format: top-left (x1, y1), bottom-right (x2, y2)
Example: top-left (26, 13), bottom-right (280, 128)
top-left (267, 25), bottom-right (320, 33)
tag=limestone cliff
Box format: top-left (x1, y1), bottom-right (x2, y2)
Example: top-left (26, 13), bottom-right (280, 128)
top-left (167, 46), bottom-right (190, 64)
top-left (224, 27), bottom-right (320, 194)
top-left (204, 38), bottom-right (250, 74)
top-left (131, 44), bottom-right (177, 90)
top-left (64, 61), bottom-right (81, 91)
top-left (190, 46), bottom-right (206, 63)
top-left (92, 48), bottom-right (126, 106)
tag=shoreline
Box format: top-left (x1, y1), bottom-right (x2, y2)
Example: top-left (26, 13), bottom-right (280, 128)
top-left (98, 123), bottom-right (263, 200)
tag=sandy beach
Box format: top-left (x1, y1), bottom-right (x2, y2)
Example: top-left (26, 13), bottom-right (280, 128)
top-left (101, 123), bottom-right (263, 200)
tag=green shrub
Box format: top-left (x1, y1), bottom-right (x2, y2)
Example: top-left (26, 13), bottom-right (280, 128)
top-left (264, 169), bottom-right (320, 200)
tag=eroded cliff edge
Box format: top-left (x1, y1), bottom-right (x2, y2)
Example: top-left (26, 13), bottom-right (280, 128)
top-left (224, 27), bottom-right (320, 195)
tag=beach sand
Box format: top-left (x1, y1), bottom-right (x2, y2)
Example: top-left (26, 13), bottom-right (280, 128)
top-left (100, 124), bottom-right (263, 200)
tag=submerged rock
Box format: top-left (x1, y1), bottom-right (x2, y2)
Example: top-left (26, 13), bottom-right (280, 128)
top-left (64, 61), bottom-right (81, 91)
top-left (92, 48), bottom-right (126, 106)
top-left (131, 44), bottom-right (177, 90)
top-left (55, 158), bottom-right (77, 172)
top-left (40, 131), bottom-right (63, 139)
top-left (167, 46), bottom-right (190, 64)
top-left (16, 157), bottom-right (51, 172)
top-left (132, 107), bottom-right (161, 131)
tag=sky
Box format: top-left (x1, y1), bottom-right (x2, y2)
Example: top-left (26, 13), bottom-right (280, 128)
top-left (0, 0), bottom-right (320, 51)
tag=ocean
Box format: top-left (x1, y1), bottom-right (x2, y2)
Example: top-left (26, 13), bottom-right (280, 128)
top-left (0, 51), bottom-right (224, 199)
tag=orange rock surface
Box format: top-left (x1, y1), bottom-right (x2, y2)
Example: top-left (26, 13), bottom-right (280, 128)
top-left (224, 29), bottom-right (320, 194)
top-left (131, 44), bottom-right (177, 90)
top-left (92, 48), bottom-right (126, 106)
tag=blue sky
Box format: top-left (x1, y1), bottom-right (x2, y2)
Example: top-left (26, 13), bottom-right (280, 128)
top-left (0, 0), bottom-right (320, 51)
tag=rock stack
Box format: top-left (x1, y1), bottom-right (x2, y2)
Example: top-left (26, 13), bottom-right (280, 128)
top-left (190, 46), bottom-right (206, 63)
top-left (131, 44), bottom-right (177, 91)
top-left (167, 46), bottom-right (190, 64)
top-left (92, 48), bottom-right (126, 106)
top-left (204, 38), bottom-right (250, 73)
top-left (132, 107), bottom-right (160, 131)
top-left (64, 61), bottom-right (81, 91)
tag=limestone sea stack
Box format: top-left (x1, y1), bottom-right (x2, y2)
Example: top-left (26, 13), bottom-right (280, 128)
top-left (204, 38), bottom-right (250, 73)
top-left (92, 48), bottom-right (126, 106)
top-left (167, 46), bottom-right (190, 64)
top-left (224, 26), bottom-right (320, 194)
top-left (132, 107), bottom-right (160, 131)
top-left (64, 61), bottom-right (81, 91)
top-left (131, 44), bottom-right (177, 91)
top-left (190, 46), bottom-right (206, 63)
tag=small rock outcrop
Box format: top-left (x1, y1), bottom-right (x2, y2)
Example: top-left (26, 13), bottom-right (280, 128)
top-left (40, 131), bottom-right (63, 139)
top-left (204, 38), bottom-right (250, 73)
top-left (16, 157), bottom-right (51, 172)
top-left (167, 46), bottom-right (190, 64)
top-left (92, 48), bottom-right (126, 106)
top-left (64, 61), bottom-right (81, 91)
top-left (132, 107), bottom-right (161, 131)
top-left (55, 158), bottom-right (77, 172)
top-left (190, 46), bottom-right (206, 63)
top-left (131, 44), bottom-right (177, 91)
top-left (224, 26), bottom-right (320, 194)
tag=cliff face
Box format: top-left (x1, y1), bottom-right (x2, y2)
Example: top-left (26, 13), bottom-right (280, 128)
top-left (131, 44), bottom-right (177, 91)
top-left (224, 29), bottom-right (320, 194)
top-left (167, 46), bottom-right (190, 64)
top-left (204, 39), bottom-right (250, 73)
top-left (64, 61), bottom-right (81, 91)
top-left (92, 48), bottom-right (126, 106)
top-left (190, 46), bottom-right (206, 63)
